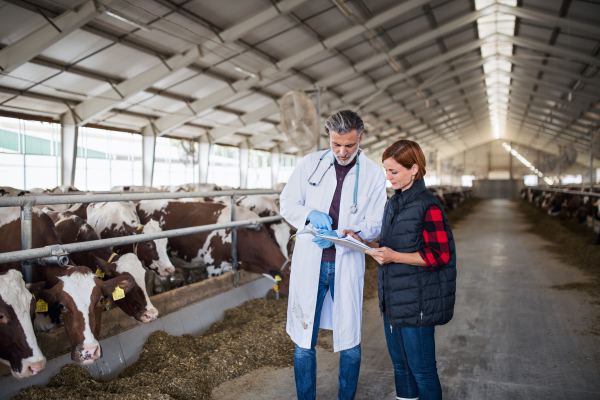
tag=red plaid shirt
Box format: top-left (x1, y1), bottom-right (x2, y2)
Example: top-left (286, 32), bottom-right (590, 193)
top-left (417, 206), bottom-right (451, 271)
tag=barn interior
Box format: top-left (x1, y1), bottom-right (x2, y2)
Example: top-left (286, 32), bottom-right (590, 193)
top-left (0, 0), bottom-right (599, 399)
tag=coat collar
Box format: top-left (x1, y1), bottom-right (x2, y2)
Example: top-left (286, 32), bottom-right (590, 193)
top-left (394, 178), bottom-right (427, 206)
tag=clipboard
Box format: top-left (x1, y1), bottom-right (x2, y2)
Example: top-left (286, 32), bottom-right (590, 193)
top-left (294, 226), bottom-right (378, 253)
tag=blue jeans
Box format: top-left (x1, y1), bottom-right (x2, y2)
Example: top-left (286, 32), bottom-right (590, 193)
top-left (383, 313), bottom-right (442, 400)
top-left (294, 261), bottom-right (361, 400)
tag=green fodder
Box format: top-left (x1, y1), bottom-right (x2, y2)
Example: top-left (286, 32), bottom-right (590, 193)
top-left (516, 199), bottom-right (600, 298)
top-left (15, 298), bottom-right (293, 400)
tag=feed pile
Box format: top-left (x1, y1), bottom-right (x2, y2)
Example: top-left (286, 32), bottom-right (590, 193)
top-left (15, 297), bottom-right (292, 400)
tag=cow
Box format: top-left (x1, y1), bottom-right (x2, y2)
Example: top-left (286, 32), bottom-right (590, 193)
top-left (0, 270), bottom-right (46, 378)
top-left (111, 186), bottom-right (161, 193)
top-left (0, 207), bottom-right (65, 274)
top-left (44, 210), bottom-right (158, 323)
top-left (0, 187), bottom-right (30, 197)
top-left (67, 203), bottom-right (88, 220)
top-left (34, 265), bottom-right (136, 364)
top-left (86, 202), bottom-right (175, 279)
top-left (210, 195), bottom-right (295, 259)
top-left (136, 200), bottom-right (291, 295)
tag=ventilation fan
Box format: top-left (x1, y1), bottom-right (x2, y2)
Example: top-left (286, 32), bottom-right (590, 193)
top-left (279, 91), bottom-right (319, 152)
top-left (539, 155), bottom-right (557, 173)
top-left (178, 139), bottom-right (199, 165)
top-left (558, 145), bottom-right (578, 169)
top-left (593, 127), bottom-right (600, 160)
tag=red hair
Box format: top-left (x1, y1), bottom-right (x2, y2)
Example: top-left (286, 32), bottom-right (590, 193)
top-left (382, 140), bottom-right (427, 180)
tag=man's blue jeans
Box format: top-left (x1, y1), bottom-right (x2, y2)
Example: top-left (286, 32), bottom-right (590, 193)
top-left (294, 261), bottom-right (361, 400)
top-left (382, 313), bottom-right (442, 400)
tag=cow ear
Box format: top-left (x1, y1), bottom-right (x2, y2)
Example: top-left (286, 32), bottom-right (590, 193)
top-left (90, 254), bottom-right (118, 277)
top-left (39, 284), bottom-right (61, 305)
top-left (26, 282), bottom-right (46, 299)
top-left (100, 274), bottom-right (136, 298)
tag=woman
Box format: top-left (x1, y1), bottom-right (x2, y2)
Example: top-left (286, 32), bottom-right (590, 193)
top-left (345, 140), bottom-right (456, 400)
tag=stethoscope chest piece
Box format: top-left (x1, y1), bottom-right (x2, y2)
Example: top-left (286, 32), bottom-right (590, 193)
top-left (350, 205), bottom-right (357, 214)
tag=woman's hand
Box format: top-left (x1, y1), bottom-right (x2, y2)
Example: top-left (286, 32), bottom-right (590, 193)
top-left (366, 247), bottom-right (398, 265)
top-left (342, 229), bottom-right (365, 244)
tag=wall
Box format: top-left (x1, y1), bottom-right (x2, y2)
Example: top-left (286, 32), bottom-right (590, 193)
top-left (471, 179), bottom-right (523, 199)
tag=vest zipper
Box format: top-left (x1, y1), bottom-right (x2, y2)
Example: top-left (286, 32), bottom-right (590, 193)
top-left (417, 270), bottom-right (423, 326)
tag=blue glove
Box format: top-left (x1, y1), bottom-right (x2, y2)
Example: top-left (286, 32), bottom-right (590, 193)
top-left (307, 210), bottom-right (332, 230)
top-left (312, 229), bottom-right (338, 249)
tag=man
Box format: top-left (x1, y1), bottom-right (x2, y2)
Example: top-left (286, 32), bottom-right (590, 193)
top-left (280, 110), bottom-right (387, 399)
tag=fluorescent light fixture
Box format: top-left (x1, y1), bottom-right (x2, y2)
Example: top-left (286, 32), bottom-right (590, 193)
top-left (105, 10), bottom-right (150, 31)
top-left (234, 66), bottom-right (256, 78)
top-left (503, 143), bottom-right (549, 183)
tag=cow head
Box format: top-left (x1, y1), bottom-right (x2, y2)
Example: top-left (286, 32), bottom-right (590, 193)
top-left (91, 254), bottom-right (158, 323)
top-left (39, 267), bottom-right (135, 364)
top-left (134, 220), bottom-right (175, 279)
top-left (0, 271), bottom-right (46, 379)
top-left (238, 224), bottom-right (290, 296)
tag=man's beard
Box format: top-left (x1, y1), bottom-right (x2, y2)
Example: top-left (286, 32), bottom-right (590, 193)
top-left (334, 146), bottom-right (360, 166)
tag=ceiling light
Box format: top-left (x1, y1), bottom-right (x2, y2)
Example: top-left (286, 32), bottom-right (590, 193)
top-left (105, 10), bottom-right (150, 31)
top-left (234, 66), bottom-right (256, 78)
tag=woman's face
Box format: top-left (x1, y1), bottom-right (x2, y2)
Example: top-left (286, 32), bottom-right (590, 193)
top-left (384, 157), bottom-right (417, 191)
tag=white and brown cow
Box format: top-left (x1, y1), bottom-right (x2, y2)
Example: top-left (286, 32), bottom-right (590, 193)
top-left (0, 270), bottom-right (46, 379)
top-left (0, 207), bottom-right (65, 274)
top-left (35, 265), bottom-right (135, 364)
top-left (234, 195), bottom-right (295, 259)
top-left (86, 202), bottom-right (175, 279)
top-left (44, 210), bottom-right (158, 323)
top-left (136, 200), bottom-right (291, 295)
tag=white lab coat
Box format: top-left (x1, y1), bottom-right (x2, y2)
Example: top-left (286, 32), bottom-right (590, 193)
top-left (280, 150), bottom-right (387, 352)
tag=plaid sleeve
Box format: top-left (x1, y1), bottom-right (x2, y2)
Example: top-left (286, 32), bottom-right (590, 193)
top-left (417, 206), bottom-right (451, 271)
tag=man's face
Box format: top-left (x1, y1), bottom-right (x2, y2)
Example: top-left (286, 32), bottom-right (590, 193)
top-left (330, 129), bottom-right (362, 166)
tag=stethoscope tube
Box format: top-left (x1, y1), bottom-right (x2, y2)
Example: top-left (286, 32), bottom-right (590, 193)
top-left (308, 149), bottom-right (359, 214)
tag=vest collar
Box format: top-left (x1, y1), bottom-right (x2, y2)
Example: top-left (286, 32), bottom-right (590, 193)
top-left (394, 179), bottom-right (427, 206)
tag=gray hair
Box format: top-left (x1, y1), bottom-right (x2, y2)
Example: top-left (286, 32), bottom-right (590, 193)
top-left (324, 110), bottom-right (364, 136)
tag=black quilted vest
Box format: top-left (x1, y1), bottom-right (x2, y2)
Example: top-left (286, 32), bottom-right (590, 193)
top-left (378, 179), bottom-right (456, 327)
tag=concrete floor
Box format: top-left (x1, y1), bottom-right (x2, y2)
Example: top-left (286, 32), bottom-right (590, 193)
top-left (212, 199), bottom-right (600, 399)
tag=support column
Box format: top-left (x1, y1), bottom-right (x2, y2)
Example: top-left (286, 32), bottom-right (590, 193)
top-left (509, 142), bottom-right (513, 180)
top-left (590, 125), bottom-right (595, 193)
top-left (142, 132), bottom-right (156, 187)
top-left (60, 112), bottom-right (78, 186)
top-left (198, 135), bottom-right (210, 184)
top-left (270, 147), bottom-right (280, 188)
top-left (239, 141), bottom-right (249, 189)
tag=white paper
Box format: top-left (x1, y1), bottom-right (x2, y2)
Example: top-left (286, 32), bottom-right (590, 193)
top-left (294, 226), bottom-right (378, 253)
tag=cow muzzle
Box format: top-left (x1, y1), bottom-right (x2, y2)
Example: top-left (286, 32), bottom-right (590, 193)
top-left (13, 359), bottom-right (46, 378)
top-left (140, 308), bottom-right (158, 323)
top-left (73, 344), bottom-right (102, 364)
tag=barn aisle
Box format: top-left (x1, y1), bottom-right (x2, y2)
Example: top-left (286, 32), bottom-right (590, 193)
top-left (213, 199), bottom-right (600, 399)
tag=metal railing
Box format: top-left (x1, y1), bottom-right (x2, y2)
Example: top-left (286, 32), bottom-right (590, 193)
top-left (0, 189), bottom-right (283, 285)
top-left (528, 187), bottom-right (600, 198)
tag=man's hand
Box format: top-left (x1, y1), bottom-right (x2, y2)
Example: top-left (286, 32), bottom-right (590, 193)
top-left (312, 229), bottom-right (337, 249)
top-left (307, 210), bottom-right (333, 230)
top-left (366, 247), bottom-right (398, 264)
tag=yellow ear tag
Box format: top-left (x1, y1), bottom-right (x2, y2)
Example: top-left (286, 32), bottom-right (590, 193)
top-left (36, 299), bottom-right (48, 313)
top-left (95, 269), bottom-right (105, 278)
top-left (112, 286), bottom-right (125, 301)
top-left (275, 275), bottom-right (282, 282)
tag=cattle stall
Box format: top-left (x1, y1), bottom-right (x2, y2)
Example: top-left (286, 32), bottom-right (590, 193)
top-left (0, 189), bottom-right (288, 397)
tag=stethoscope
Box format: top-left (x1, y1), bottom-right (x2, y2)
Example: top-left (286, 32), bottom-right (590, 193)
top-left (307, 149), bottom-right (359, 214)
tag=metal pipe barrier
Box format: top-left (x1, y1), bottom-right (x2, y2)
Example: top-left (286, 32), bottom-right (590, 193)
top-left (528, 187), bottom-right (600, 198)
top-left (0, 216), bottom-right (283, 265)
top-left (0, 189), bottom-right (282, 284)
